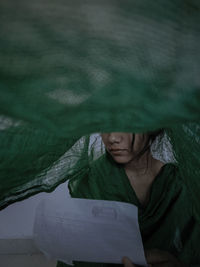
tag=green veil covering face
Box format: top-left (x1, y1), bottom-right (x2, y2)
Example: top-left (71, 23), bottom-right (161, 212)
top-left (0, 0), bottom-right (200, 221)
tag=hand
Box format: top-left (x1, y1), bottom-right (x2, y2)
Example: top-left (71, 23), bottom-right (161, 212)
top-left (122, 249), bottom-right (187, 267)
top-left (122, 257), bottom-right (138, 267)
top-left (145, 249), bottom-right (186, 267)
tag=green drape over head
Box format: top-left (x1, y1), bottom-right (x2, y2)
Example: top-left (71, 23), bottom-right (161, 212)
top-left (0, 0), bottom-right (200, 220)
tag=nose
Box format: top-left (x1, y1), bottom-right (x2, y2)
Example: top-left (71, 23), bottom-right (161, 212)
top-left (108, 133), bottom-right (122, 144)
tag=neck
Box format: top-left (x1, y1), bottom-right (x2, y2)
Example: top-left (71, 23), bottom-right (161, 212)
top-left (124, 151), bottom-right (164, 181)
top-left (123, 151), bottom-right (165, 207)
top-left (124, 151), bottom-right (154, 175)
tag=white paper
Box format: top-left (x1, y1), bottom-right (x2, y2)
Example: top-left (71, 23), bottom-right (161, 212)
top-left (33, 197), bottom-right (147, 266)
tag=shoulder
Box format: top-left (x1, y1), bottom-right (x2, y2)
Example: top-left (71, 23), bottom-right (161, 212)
top-left (68, 154), bottom-right (112, 198)
top-left (155, 163), bottom-right (190, 203)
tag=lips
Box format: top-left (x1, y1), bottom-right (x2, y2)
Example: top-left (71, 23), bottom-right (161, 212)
top-left (109, 149), bottom-right (127, 155)
top-left (110, 149), bottom-right (124, 152)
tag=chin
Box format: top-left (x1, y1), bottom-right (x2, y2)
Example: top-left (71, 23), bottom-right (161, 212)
top-left (112, 155), bottom-right (131, 164)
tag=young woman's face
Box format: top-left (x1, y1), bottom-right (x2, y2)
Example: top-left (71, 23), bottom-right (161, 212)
top-left (101, 132), bottom-right (146, 164)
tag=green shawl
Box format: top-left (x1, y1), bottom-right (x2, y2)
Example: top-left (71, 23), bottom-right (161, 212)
top-left (57, 155), bottom-right (200, 266)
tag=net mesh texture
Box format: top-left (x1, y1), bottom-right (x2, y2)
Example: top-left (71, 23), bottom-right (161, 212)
top-left (0, 0), bottom-right (200, 222)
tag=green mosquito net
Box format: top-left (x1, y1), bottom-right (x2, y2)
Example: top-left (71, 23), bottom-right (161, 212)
top-left (0, 0), bottom-right (200, 222)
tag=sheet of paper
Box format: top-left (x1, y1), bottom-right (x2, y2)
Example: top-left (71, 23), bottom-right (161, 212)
top-left (33, 197), bottom-right (147, 266)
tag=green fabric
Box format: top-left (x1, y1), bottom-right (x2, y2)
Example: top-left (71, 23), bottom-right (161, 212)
top-left (1, 1), bottom-right (199, 263)
top-left (0, 0), bottom-right (200, 223)
top-left (57, 155), bottom-right (200, 266)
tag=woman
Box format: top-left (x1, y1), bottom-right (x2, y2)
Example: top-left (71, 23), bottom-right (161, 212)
top-left (57, 132), bottom-right (200, 267)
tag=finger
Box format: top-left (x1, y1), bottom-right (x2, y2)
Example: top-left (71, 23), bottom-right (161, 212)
top-left (152, 263), bottom-right (172, 267)
top-left (145, 249), bottom-right (172, 264)
top-left (122, 257), bottom-right (137, 267)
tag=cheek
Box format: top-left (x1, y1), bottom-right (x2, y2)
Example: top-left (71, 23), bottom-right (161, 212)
top-left (101, 138), bottom-right (108, 148)
top-left (101, 134), bottom-right (107, 144)
top-left (124, 134), bottom-right (134, 150)
top-left (133, 134), bottom-right (145, 152)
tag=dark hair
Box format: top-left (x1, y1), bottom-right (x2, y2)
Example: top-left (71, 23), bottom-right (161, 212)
top-left (134, 129), bottom-right (164, 160)
top-left (105, 130), bottom-right (164, 166)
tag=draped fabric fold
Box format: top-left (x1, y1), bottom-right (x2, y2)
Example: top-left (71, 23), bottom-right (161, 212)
top-left (0, 0), bottom-right (200, 219)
